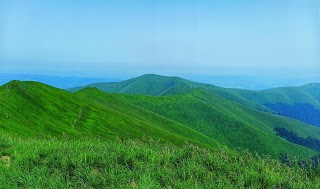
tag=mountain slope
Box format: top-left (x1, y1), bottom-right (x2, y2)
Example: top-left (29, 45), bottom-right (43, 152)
top-left (2, 80), bottom-right (320, 159)
top-left (0, 81), bottom-right (221, 149)
top-left (68, 74), bottom-right (273, 113)
top-left (232, 83), bottom-right (320, 127)
top-left (76, 87), bottom-right (320, 159)
top-left (68, 74), bottom-right (193, 95)
top-left (69, 74), bottom-right (320, 127)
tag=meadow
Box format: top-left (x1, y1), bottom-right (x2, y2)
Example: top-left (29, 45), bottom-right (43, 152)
top-left (1, 134), bottom-right (320, 188)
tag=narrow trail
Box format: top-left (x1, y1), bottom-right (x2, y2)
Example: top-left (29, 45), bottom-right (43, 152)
top-left (1, 85), bottom-right (11, 102)
top-left (72, 108), bottom-right (83, 127)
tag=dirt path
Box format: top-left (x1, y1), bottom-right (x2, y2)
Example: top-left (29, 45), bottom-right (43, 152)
top-left (72, 108), bottom-right (83, 127)
top-left (1, 85), bottom-right (11, 102)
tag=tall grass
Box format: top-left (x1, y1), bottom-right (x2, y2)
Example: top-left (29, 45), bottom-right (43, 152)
top-left (1, 134), bottom-right (320, 188)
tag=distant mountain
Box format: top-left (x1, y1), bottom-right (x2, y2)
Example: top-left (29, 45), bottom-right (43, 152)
top-left (232, 83), bottom-right (320, 127)
top-left (181, 75), bottom-right (320, 90)
top-left (0, 73), bottom-right (122, 89)
top-left (69, 74), bottom-right (320, 127)
top-left (68, 74), bottom-right (273, 113)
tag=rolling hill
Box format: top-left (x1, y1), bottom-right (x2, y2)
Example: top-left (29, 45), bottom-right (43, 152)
top-left (69, 74), bottom-right (320, 127)
top-left (232, 83), bottom-right (320, 127)
top-left (2, 79), bottom-right (320, 188)
top-left (75, 87), bottom-right (320, 159)
top-left (68, 74), bottom-right (273, 113)
top-left (0, 80), bottom-right (221, 149)
top-left (2, 79), bottom-right (320, 159)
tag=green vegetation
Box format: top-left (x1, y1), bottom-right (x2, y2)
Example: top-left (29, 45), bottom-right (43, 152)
top-left (236, 83), bottom-right (320, 107)
top-left (274, 127), bottom-right (320, 151)
top-left (2, 80), bottom-right (320, 159)
top-left (76, 87), bottom-right (320, 159)
top-left (69, 74), bottom-right (320, 127)
top-left (0, 81), bottom-right (222, 150)
top-left (1, 134), bottom-right (320, 188)
top-left (2, 77), bottom-right (320, 187)
top-left (68, 74), bottom-right (272, 112)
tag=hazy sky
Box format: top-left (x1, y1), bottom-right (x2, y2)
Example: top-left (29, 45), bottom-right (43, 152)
top-left (1, 0), bottom-right (319, 77)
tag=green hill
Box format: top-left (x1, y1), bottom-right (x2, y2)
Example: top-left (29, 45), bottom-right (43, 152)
top-left (0, 80), bottom-right (221, 149)
top-left (76, 87), bottom-right (320, 159)
top-left (2, 79), bottom-right (320, 188)
top-left (231, 83), bottom-right (320, 126)
top-left (67, 74), bottom-right (193, 95)
top-left (68, 74), bottom-right (273, 113)
top-left (2, 79), bottom-right (320, 159)
top-left (235, 83), bottom-right (320, 106)
top-left (69, 74), bottom-right (320, 127)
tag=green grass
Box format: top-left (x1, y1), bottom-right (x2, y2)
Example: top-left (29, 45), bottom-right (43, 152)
top-left (77, 87), bottom-right (320, 159)
top-left (2, 80), bottom-right (320, 159)
top-left (232, 83), bottom-right (320, 107)
top-left (0, 80), bottom-right (221, 150)
top-left (2, 79), bottom-right (320, 187)
top-left (67, 74), bottom-right (273, 112)
top-left (1, 134), bottom-right (320, 188)
top-left (68, 74), bottom-right (320, 114)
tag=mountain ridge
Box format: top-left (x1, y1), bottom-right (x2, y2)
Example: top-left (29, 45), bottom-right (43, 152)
top-left (68, 74), bottom-right (320, 127)
top-left (2, 79), bottom-right (320, 158)
top-left (75, 83), bottom-right (320, 158)
top-left (0, 80), bottom-right (223, 150)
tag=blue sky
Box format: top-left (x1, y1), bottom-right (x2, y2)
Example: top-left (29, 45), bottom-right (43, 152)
top-left (1, 0), bottom-right (319, 77)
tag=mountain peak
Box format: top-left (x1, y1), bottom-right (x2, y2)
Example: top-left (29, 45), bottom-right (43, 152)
top-left (5, 80), bottom-right (22, 86)
top-left (75, 87), bottom-right (105, 95)
top-left (136, 74), bottom-right (183, 80)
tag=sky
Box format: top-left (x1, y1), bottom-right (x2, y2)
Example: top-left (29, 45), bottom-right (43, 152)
top-left (1, 0), bottom-right (320, 77)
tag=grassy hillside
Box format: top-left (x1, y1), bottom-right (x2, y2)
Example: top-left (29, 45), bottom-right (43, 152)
top-left (68, 74), bottom-right (273, 113)
top-left (67, 74), bottom-right (194, 95)
top-left (1, 134), bottom-right (320, 188)
top-left (0, 81), bottom-right (221, 149)
top-left (2, 80), bottom-right (320, 158)
top-left (235, 83), bottom-right (320, 106)
top-left (2, 79), bottom-right (320, 187)
top-left (76, 87), bottom-right (320, 159)
top-left (232, 83), bottom-right (320, 126)
top-left (69, 74), bottom-right (320, 127)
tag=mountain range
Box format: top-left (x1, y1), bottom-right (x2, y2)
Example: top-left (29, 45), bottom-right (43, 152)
top-left (69, 74), bottom-right (320, 127)
top-left (1, 74), bottom-right (320, 159)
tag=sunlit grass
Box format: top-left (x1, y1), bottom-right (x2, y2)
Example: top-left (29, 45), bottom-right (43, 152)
top-left (1, 134), bottom-right (320, 188)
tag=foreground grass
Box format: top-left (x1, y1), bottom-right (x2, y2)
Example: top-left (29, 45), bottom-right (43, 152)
top-left (1, 135), bottom-right (320, 188)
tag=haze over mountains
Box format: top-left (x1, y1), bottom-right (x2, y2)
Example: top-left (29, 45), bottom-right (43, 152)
top-left (0, 73), bottom-right (124, 89)
top-left (2, 73), bottom-right (320, 90)
top-left (2, 0), bottom-right (320, 186)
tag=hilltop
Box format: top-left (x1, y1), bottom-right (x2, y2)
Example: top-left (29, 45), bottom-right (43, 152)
top-left (0, 80), bottom-right (221, 149)
top-left (68, 74), bottom-right (273, 112)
